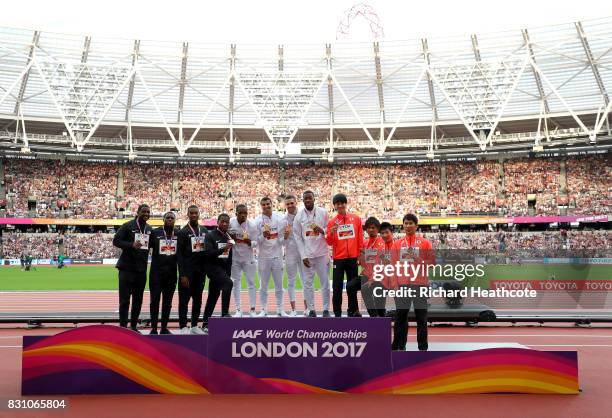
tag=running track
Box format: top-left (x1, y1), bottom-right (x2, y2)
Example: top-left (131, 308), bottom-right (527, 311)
top-left (1, 325), bottom-right (611, 417)
top-left (1, 290), bottom-right (611, 314)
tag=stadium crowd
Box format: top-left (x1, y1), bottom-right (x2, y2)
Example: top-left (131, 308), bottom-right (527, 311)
top-left (1, 155), bottom-right (610, 218)
top-left (446, 161), bottom-right (499, 214)
top-left (567, 155), bottom-right (611, 216)
top-left (2, 230), bottom-right (609, 260)
top-left (175, 164), bottom-right (227, 217)
top-left (503, 158), bottom-right (560, 216)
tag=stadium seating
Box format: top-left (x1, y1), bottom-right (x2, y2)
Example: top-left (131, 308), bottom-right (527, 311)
top-left (1, 155), bottom-right (610, 218)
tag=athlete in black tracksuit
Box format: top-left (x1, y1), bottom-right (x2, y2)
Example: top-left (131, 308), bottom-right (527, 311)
top-left (112, 204), bottom-right (152, 332)
top-left (148, 212), bottom-right (179, 335)
top-left (202, 214), bottom-right (234, 329)
top-left (176, 206), bottom-right (207, 332)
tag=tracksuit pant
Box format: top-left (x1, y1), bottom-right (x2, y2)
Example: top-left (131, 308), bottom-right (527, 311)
top-left (332, 257), bottom-right (359, 317)
top-left (178, 270), bottom-right (206, 328)
top-left (118, 269), bottom-right (147, 328)
top-left (149, 268), bottom-right (177, 331)
top-left (392, 285), bottom-right (428, 351)
top-left (203, 270), bottom-right (233, 325)
top-left (301, 255), bottom-right (330, 312)
top-left (258, 257), bottom-right (284, 311)
top-left (349, 275), bottom-right (386, 317)
top-left (285, 251), bottom-right (303, 303)
top-left (231, 259), bottom-right (257, 311)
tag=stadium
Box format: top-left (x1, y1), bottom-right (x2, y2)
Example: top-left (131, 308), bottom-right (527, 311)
top-left (0, 1), bottom-right (610, 417)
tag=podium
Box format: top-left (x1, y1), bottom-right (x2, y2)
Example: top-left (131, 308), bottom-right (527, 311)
top-left (22, 319), bottom-right (579, 395)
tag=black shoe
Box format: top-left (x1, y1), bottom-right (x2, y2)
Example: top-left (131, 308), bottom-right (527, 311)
top-left (308, 310), bottom-right (317, 318)
top-left (130, 327), bottom-right (141, 334)
top-left (160, 328), bottom-right (172, 335)
top-left (149, 329), bottom-right (158, 335)
top-left (418, 346), bottom-right (428, 351)
top-left (348, 311), bottom-right (362, 318)
top-left (334, 312), bottom-right (342, 318)
top-left (322, 310), bottom-right (330, 318)
top-left (222, 313), bottom-right (232, 318)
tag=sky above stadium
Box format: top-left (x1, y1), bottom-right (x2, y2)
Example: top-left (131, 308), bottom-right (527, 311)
top-left (2, 0), bottom-right (612, 43)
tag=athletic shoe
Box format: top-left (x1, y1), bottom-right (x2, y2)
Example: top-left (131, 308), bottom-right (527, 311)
top-left (222, 314), bottom-right (232, 318)
top-left (258, 310), bottom-right (268, 317)
top-left (289, 310), bottom-right (297, 317)
top-left (249, 309), bottom-right (258, 318)
top-left (348, 311), bottom-right (362, 318)
top-left (308, 310), bottom-right (317, 318)
top-left (202, 326), bottom-right (209, 336)
top-left (180, 327), bottom-right (190, 335)
top-left (149, 329), bottom-right (158, 335)
top-left (278, 310), bottom-right (290, 317)
top-left (233, 310), bottom-right (243, 318)
top-left (322, 310), bottom-right (331, 317)
top-left (190, 326), bottom-right (207, 335)
top-left (160, 328), bottom-right (172, 335)
top-left (130, 327), bottom-right (141, 334)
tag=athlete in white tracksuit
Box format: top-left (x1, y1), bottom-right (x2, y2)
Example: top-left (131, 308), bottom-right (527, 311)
top-left (228, 205), bottom-right (258, 317)
top-left (255, 197), bottom-right (289, 316)
top-left (283, 195), bottom-right (306, 316)
top-left (292, 190), bottom-right (331, 317)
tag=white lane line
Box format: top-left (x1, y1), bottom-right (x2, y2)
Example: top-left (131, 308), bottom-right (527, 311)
top-left (0, 345), bottom-right (21, 348)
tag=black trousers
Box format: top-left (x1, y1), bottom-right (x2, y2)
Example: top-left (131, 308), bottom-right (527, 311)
top-left (202, 270), bottom-right (233, 326)
top-left (332, 257), bottom-right (359, 316)
top-left (118, 269), bottom-right (147, 328)
top-left (392, 285), bottom-right (428, 351)
top-left (178, 270), bottom-right (206, 328)
top-left (149, 267), bottom-right (177, 331)
top-left (352, 275), bottom-right (386, 317)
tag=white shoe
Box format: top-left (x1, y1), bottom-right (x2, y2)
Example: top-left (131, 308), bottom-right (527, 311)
top-left (233, 310), bottom-right (243, 318)
top-left (258, 310), bottom-right (268, 317)
top-left (180, 327), bottom-right (190, 335)
top-left (278, 310), bottom-right (289, 317)
top-left (190, 326), bottom-right (206, 335)
top-left (289, 310), bottom-right (297, 317)
top-left (249, 309), bottom-right (258, 317)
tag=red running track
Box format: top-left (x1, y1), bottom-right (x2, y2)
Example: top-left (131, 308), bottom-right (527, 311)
top-left (2, 290), bottom-right (612, 314)
top-left (1, 324), bottom-right (612, 418)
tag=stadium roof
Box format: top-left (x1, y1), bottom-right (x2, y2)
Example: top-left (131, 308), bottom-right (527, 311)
top-left (0, 17), bottom-right (611, 161)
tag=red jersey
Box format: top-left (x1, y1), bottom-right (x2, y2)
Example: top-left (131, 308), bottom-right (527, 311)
top-left (390, 234), bottom-right (434, 286)
top-left (326, 213), bottom-right (364, 260)
top-left (360, 236), bottom-right (385, 280)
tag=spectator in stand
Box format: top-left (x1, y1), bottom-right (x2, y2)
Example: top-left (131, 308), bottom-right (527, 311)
top-left (391, 163), bottom-right (440, 217)
top-left (567, 155), bottom-right (611, 216)
top-left (124, 164), bottom-right (173, 217)
top-left (504, 158), bottom-right (560, 216)
top-left (64, 162), bottom-right (118, 219)
top-left (446, 161), bottom-right (499, 214)
top-left (4, 159), bottom-right (61, 217)
top-left (176, 165), bottom-right (227, 219)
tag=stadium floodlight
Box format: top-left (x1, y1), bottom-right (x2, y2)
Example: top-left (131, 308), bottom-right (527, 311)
top-left (20, 147), bottom-right (31, 154)
top-left (426, 151), bottom-right (435, 159)
top-left (532, 145), bottom-right (544, 152)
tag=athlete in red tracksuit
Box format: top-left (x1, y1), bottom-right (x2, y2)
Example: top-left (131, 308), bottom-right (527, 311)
top-left (390, 213), bottom-right (434, 351)
top-left (326, 193), bottom-right (364, 317)
top-left (355, 218), bottom-right (393, 317)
